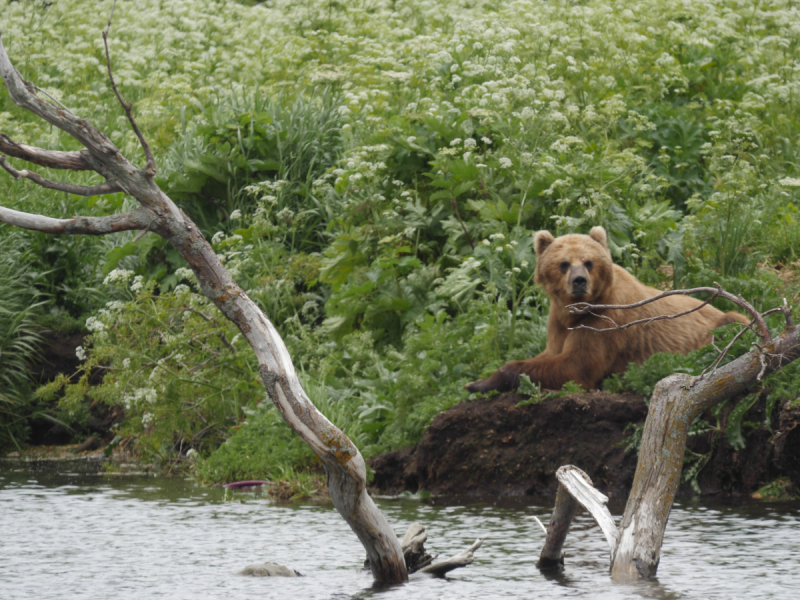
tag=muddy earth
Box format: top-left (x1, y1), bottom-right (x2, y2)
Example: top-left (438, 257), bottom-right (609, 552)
top-left (369, 391), bottom-right (800, 499)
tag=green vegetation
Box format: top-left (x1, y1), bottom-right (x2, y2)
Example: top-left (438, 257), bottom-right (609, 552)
top-left (1, 0), bottom-right (800, 484)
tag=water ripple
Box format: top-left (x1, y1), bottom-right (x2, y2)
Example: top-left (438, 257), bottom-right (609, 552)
top-left (0, 472), bottom-right (797, 599)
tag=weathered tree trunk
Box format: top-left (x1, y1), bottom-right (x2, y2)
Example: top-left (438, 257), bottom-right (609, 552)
top-left (536, 321), bottom-right (798, 582)
top-left (611, 323), bottom-right (798, 581)
top-left (0, 30), bottom-right (407, 583)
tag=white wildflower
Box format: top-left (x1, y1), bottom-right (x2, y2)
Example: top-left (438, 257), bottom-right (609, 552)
top-left (85, 317), bottom-right (106, 333)
top-left (130, 276), bottom-right (145, 293)
top-left (229, 209), bottom-right (242, 220)
top-left (175, 267), bottom-right (194, 280)
top-left (778, 177), bottom-right (800, 187)
top-left (75, 346), bottom-right (87, 361)
top-left (499, 157), bottom-right (512, 168)
top-left (103, 268), bottom-right (134, 285)
top-left (105, 301), bottom-right (126, 311)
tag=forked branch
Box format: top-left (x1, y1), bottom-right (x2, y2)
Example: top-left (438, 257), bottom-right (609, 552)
top-left (568, 283), bottom-right (771, 344)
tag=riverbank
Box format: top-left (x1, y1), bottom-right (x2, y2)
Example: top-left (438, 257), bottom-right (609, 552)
top-left (369, 391), bottom-right (800, 500)
top-left (7, 363), bottom-right (799, 502)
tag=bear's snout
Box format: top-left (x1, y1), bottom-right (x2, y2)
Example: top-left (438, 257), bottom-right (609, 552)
top-left (569, 265), bottom-right (589, 295)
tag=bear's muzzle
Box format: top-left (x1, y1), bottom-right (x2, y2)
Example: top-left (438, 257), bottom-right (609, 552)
top-left (569, 265), bottom-right (589, 296)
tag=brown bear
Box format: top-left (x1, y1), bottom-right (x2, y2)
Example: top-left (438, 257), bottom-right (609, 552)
top-left (464, 226), bottom-right (749, 393)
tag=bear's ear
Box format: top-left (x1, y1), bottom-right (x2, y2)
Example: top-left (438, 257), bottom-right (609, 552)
top-left (589, 226), bottom-right (610, 255)
top-left (534, 230), bottom-right (555, 256)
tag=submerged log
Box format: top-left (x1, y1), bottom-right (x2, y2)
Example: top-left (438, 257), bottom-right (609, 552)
top-left (239, 562), bottom-right (302, 577)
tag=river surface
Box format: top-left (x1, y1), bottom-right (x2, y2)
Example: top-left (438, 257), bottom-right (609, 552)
top-left (0, 466), bottom-right (798, 599)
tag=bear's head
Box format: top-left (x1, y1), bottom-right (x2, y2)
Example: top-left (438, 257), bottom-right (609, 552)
top-left (533, 226), bottom-right (615, 305)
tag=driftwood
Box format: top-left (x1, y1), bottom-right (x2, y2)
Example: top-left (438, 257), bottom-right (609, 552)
top-left (0, 12), bottom-right (416, 583)
top-left (538, 286), bottom-right (798, 583)
top-left (537, 466), bottom-right (616, 569)
top-left (393, 522), bottom-right (482, 576)
top-left (420, 539), bottom-right (483, 576)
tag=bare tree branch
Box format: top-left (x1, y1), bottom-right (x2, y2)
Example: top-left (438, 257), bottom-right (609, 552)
top-left (569, 283), bottom-right (771, 343)
top-left (569, 288), bottom-right (724, 335)
top-left (0, 33), bottom-right (117, 158)
top-left (0, 156), bottom-right (120, 196)
top-left (0, 205), bottom-right (149, 235)
top-left (0, 134), bottom-right (91, 170)
top-left (102, 0), bottom-right (156, 176)
top-left (0, 20), bottom-right (410, 583)
top-left (697, 318), bottom-right (758, 381)
top-left (766, 300), bottom-right (795, 329)
top-left (538, 466), bottom-right (616, 570)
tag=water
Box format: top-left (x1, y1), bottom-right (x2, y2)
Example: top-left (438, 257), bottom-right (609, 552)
top-left (0, 469), bottom-right (798, 599)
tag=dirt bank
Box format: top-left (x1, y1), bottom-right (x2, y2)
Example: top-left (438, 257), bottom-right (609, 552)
top-left (369, 391), bottom-right (800, 499)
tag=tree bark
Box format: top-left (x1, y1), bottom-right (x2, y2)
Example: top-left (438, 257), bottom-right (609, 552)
top-left (610, 322), bottom-right (799, 581)
top-left (535, 317), bottom-right (798, 582)
top-left (0, 30), bottom-right (407, 583)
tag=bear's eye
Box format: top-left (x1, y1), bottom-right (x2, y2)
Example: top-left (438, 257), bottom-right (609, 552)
top-left (584, 260), bottom-right (593, 271)
top-left (559, 261), bottom-right (570, 273)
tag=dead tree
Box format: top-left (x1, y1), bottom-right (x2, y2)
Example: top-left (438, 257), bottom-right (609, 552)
top-left (535, 287), bottom-right (798, 583)
top-left (0, 16), bottom-right (478, 583)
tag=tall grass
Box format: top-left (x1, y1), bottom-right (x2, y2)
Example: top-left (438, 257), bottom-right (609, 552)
top-left (0, 233), bottom-right (45, 450)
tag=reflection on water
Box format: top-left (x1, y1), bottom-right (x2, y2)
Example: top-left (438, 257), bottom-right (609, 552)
top-left (0, 469), bottom-right (797, 599)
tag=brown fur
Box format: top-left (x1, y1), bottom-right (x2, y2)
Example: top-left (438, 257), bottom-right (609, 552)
top-left (465, 227), bottom-right (749, 393)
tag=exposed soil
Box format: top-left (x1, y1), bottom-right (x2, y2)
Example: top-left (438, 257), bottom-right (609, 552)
top-left (369, 392), bottom-right (800, 499)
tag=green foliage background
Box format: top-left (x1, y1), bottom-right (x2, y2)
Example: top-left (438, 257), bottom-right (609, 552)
top-left (1, 0), bottom-right (800, 482)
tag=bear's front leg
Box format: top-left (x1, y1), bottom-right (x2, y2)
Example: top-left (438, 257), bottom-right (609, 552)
top-left (464, 350), bottom-right (606, 394)
top-left (463, 360), bottom-right (533, 394)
